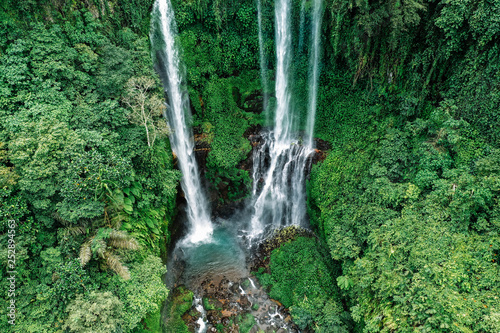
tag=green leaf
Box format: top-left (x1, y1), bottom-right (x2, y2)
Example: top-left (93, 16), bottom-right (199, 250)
top-left (123, 197), bottom-right (132, 206)
top-left (145, 219), bottom-right (155, 229)
top-left (337, 276), bottom-right (352, 290)
top-left (123, 204), bottom-right (133, 214)
top-left (131, 187), bottom-right (140, 197)
top-left (113, 189), bottom-right (124, 204)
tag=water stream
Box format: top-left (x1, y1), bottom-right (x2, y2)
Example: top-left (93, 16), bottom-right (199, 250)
top-left (305, 0), bottom-right (323, 148)
top-left (151, 0), bottom-right (213, 244)
top-left (250, 0), bottom-right (295, 238)
top-left (249, 0), bottom-right (315, 238)
top-left (257, 0), bottom-right (269, 119)
top-left (193, 297), bottom-right (207, 333)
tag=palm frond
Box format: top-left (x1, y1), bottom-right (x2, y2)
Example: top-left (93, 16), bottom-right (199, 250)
top-left (52, 212), bottom-right (69, 225)
top-left (104, 251), bottom-right (130, 280)
top-left (53, 213), bottom-right (88, 237)
top-left (79, 241), bottom-right (92, 267)
top-left (109, 230), bottom-right (140, 250)
top-left (93, 238), bottom-right (107, 259)
top-left (62, 225), bottom-right (87, 237)
top-left (109, 211), bottom-right (128, 229)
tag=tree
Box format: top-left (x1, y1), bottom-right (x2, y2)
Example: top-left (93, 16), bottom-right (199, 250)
top-left (79, 228), bottom-right (139, 280)
top-left (64, 291), bottom-right (124, 333)
top-left (0, 142), bottom-right (18, 187)
top-left (257, 235), bottom-right (350, 332)
top-left (122, 76), bottom-right (169, 147)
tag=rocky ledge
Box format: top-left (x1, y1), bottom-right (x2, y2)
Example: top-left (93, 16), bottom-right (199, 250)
top-left (174, 273), bottom-right (302, 333)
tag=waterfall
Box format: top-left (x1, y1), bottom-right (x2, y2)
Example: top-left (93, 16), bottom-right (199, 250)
top-left (193, 297), bottom-right (207, 333)
top-left (298, 0), bottom-right (307, 52)
top-left (250, 0), bottom-right (324, 238)
top-left (250, 133), bottom-right (311, 237)
top-left (151, 0), bottom-right (213, 244)
top-left (250, 0), bottom-right (314, 238)
top-left (305, 0), bottom-right (323, 148)
top-left (257, 0), bottom-right (269, 121)
top-left (273, 0), bottom-right (293, 145)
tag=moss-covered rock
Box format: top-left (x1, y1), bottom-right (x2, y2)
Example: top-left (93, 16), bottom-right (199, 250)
top-left (203, 297), bottom-right (215, 311)
top-left (238, 313), bottom-right (256, 333)
top-left (164, 286), bottom-right (194, 333)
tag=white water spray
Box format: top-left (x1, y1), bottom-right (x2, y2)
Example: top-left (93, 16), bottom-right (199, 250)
top-left (151, 0), bottom-right (213, 244)
top-left (250, 0), bottom-right (325, 238)
top-left (273, 0), bottom-right (293, 145)
top-left (250, 0), bottom-right (314, 238)
top-left (305, 0), bottom-right (323, 148)
top-left (193, 296), bottom-right (207, 333)
top-left (248, 277), bottom-right (257, 289)
top-left (298, 0), bottom-right (307, 52)
top-left (257, 0), bottom-right (269, 120)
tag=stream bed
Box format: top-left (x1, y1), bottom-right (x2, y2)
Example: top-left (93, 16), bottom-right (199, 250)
top-left (165, 219), bottom-right (301, 333)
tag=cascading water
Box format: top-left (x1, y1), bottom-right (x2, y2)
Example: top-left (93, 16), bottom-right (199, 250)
top-left (193, 297), bottom-right (207, 333)
top-left (250, 0), bottom-right (324, 238)
top-left (249, 0), bottom-right (314, 238)
top-left (155, 0), bottom-right (327, 329)
top-left (298, 0), bottom-right (307, 52)
top-left (156, 0), bottom-right (325, 330)
top-left (273, 0), bottom-right (293, 145)
top-left (151, 0), bottom-right (213, 244)
top-left (305, 0), bottom-right (323, 148)
top-left (257, 0), bottom-right (269, 118)
top-left (250, 133), bottom-right (311, 236)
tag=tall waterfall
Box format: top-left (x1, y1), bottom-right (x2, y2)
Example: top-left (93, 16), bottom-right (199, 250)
top-left (257, 0), bottom-right (269, 119)
top-left (298, 0), bottom-right (307, 52)
top-left (249, 0), bottom-right (324, 238)
top-left (151, 0), bottom-right (213, 244)
top-left (250, 0), bottom-right (314, 238)
top-left (305, 0), bottom-right (323, 148)
top-left (273, 0), bottom-right (293, 144)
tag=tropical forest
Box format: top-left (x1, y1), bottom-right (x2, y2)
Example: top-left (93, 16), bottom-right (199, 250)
top-left (0, 0), bottom-right (499, 332)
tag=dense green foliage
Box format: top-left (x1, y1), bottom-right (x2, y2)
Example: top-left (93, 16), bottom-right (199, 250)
top-left (202, 75), bottom-right (260, 201)
top-left (323, 0), bottom-right (500, 144)
top-left (1, 0), bottom-right (499, 332)
top-left (309, 105), bottom-right (500, 332)
top-left (163, 286), bottom-right (194, 333)
top-left (305, 1), bottom-right (500, 332)
top-left (255, 231), bottom-right (351, 332)
top-left (0, 2), bottom-right (175, 332)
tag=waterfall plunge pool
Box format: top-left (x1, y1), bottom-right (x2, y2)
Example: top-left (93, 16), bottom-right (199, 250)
top-left (164, 218), bottom-right (302, 333)
top-left (176, 222), bottom-right (248, 289)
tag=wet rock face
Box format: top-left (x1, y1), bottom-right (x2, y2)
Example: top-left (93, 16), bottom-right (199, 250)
top-left (314, 137), bottom-right (331, 152)
top-left (183, 310), bottom-right (201, 332)
top-left (187, 275), bottom-right (302, 333)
